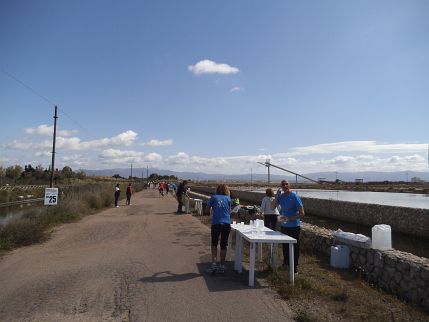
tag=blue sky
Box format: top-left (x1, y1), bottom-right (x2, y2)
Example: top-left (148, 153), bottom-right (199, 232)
top-left (1, 0), bottom-right (428, 175)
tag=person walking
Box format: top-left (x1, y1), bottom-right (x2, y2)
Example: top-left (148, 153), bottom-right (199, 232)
top-left (126, 183), bottom-right (133, 205)
top-left (206, 184), bottom-right (232, 274)
top-left (114, 183), bottom-right (121, 208)
top-left (261, 188), bottom-right (280, 230)
top-left (271, 180), bottom-right (304, 273)
top-left (176, 180), bottom-right (188, 213)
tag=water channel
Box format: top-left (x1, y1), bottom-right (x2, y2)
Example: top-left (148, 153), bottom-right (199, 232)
top-left (0, 202), bottom-right (43, 225)
top-left (251, 188), bottom-right (429, 209)
top-left (247, 188), bottom-right (429, 259)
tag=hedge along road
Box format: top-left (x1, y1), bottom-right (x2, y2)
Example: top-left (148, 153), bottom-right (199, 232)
top-left (0, 189), bottom-right (294, 322)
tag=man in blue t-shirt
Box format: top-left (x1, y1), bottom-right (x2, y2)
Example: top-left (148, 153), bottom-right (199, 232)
top-left (206, 184), bottom-right (231, 274)
top-left (271, 180), bottom-right (305, 272)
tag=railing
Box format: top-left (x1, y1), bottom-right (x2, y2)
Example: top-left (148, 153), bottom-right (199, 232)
top-left (0, 185), bottom-right (48, 191)
top-left (0, 198), bottom-right (44, 208)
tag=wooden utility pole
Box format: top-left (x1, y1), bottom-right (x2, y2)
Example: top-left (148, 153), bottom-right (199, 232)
top-left (50, 106), bottom-right (58, 188)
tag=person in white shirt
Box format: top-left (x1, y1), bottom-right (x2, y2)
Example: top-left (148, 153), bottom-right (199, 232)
top-left (260, 188), bottom-right (280, 230)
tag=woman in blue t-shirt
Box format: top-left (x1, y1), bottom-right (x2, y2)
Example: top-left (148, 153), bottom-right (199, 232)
top-left (206, 184), bottom-right (231, 274)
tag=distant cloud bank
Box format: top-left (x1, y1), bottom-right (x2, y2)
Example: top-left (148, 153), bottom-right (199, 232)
top-left (1, 124), bottom-right (428, 174)
top-left (188, 59), bottom-right (239, 75)
top-left (144, 139), bottom-right (173, 147)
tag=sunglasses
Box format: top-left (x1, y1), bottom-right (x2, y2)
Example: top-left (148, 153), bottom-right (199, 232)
top-left (281, 183), bottom-right (289, 186)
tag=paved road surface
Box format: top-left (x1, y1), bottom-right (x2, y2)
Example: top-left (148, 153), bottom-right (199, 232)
top-left (0, 190), bottom-right (294, 321)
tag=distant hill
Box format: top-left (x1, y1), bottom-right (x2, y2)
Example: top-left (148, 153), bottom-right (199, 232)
top-left (82, 168), bottom-right (429, 183)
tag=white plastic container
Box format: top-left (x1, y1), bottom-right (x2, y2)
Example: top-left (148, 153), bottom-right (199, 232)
top-left (330, 245), bottom-right (350, 268)
top-left (371, 224), bottom-right (392, 250)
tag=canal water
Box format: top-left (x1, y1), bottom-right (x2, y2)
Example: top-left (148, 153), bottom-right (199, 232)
top-left (0, 202), bottom-right (43, 225)
top-left (246, 188), bottom-right (429, 258)
top-left (251, 188), bottom-right (429, 209)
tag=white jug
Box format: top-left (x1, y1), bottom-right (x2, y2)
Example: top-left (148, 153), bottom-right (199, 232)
top-left (371, 224), bottom-right (392, 250)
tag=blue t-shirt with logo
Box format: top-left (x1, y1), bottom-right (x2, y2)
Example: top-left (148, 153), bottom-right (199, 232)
top-left (208, 195), bottom-right (231, 225)
top-left (278, 192), bottom-right (303, 228)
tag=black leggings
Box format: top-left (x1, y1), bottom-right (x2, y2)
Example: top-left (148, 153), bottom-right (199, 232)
top-left (264, 215), bottom-right (278, 231)
top-left (211, 224), bottom-right (231, 250)
top-left (280, 226), bottom-right (301, 271)
top-left (114, 192), bottom-right (120, 207)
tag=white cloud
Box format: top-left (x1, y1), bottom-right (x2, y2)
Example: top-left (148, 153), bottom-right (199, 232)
top-left (145, 139), bottom-right (173, 147)
top-left (230, 86), bottom-right (242, 92)
top-left (100, 149), bottom-right (143, 159)
top-left (45, 130), bottom-right (138, 151)
top-left (25, 124), bottom-right (79, 137)
top-left (144, 153), bottom-right (163, 162)
top-left (35, 151), bottom-right (51, 157)
top-left (99, 148), bottom-right (144, 165)
top-left (3, 139), bottom-right (34, 150)
top-left (188, 59), bottom-right (240, 75)
top-left (286, 141), bottom-right (428, 156)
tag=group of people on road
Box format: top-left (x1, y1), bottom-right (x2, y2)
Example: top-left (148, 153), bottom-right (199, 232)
top-left (113, 180), bottom-right (181, 208)
top-left (206, 180), bottom-right (304, 274)
top-left (112, 178), bottom-right (304, 275)
top-left (113, 183), bottom-right (133, 208)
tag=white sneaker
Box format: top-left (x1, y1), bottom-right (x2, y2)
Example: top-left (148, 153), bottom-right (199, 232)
top-left (116, 206), bottom-right (119, 208)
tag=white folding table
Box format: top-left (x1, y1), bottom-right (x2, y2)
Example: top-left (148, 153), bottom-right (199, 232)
top-left (230, 223), bottom-right (297, 287)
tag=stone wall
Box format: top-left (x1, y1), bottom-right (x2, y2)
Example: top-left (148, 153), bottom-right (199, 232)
top-left (301, 223), bottom-right (429, 311)
top-left (190, 186), bottom-right (429, 238)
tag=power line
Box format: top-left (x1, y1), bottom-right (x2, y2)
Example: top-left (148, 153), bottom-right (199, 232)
top-left (1, 67), bottom-right (97, 140)
top-left (0, 67), bottom-right (57, 107)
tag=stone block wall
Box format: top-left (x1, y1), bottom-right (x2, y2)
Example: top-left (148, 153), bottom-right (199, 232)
top-left (301, 223), bottom-right (429, 311)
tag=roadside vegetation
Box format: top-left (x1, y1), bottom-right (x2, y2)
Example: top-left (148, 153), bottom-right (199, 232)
top-left (0, 180), bottom-right (142, 251)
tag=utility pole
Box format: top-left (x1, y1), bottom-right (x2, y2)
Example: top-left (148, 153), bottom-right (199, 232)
top-left (256, 158), bottom-right (271, 185)
top-left (250, 168), bottom-right (253, 187)
top-left (130, 163), bottom-right (133, 182)
top-left (50, 106), bottom-right (58, 188)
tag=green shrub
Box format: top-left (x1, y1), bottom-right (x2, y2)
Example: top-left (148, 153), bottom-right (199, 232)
top-left (0, 219), bottom-right (44, 249)
top-left (84, 194), bottom-right (103, 209)
top-left (0, 182), bottom-right (115, 251)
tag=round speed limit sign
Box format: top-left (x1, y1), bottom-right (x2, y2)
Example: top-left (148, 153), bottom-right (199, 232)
top-left (44, 188), bottom-right (59, 205)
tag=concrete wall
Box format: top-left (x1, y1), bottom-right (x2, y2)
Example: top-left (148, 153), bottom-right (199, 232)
top-left (190, 186), bottom-right (429, 238)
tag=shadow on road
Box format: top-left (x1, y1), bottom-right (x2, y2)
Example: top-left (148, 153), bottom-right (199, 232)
top-left (196, 262), bottom-right (263, 292)
top-left (139, 270), bottom-right (201, 283)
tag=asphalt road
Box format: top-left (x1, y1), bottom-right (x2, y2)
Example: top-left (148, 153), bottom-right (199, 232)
top-left (0, 189), bottom-right (294, 321)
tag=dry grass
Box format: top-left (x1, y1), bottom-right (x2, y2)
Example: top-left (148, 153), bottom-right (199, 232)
top-left (0, 182), bottom-right (122, 250)
top-left (265, 253), bottom-right (429, 321)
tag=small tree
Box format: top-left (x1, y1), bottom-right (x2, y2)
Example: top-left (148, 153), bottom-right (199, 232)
top-left (62, 166), bottom-right (74, 179)
top-left (0, 166), bottom-right (5, 185)
top-left (6, 165), bottom-right (23, 183)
